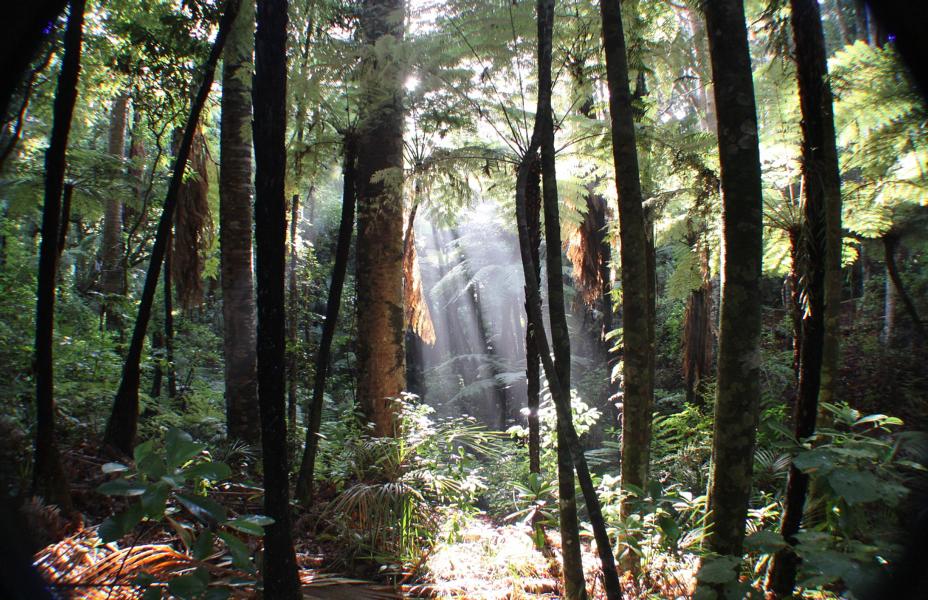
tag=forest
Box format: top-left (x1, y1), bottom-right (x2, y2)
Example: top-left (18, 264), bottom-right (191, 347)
top-left (1, 0), bottom-right (927, 598)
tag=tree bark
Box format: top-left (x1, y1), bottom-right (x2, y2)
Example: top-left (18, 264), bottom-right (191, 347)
top-left (883, 234), bottom-right (925, 344)
top-left (295, 135), bottom-right (358, 504)
top-left (253, 0), bottom-right (301, 596)
top-left (767, 1), bottom-right (842, 593)
top-left (694, 0), bottom-right (765, 594)
top-left (32, 0), bottom-right (84, 512)
top-left (355, 0), bottom-right (406, 437)
top-left (103, 0), bottom-right (239, 455)
top-left (219, 0), bottom-right (260, 447)
top-left (287, 193), bottom-right (299, 433)
top-left (164, 230), bottom-right (177, 399)
top-left (100, 91), bottom-right (129, 331)
top-left (599, 0), bottom-right (653, 518)
top-left (524, 156), bottom-right (542, 474)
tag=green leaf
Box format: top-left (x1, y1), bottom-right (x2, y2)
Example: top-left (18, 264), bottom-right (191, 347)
top-left (224, 515), bottom-right (274, 536)
top-left (218, 531), bottom-right (255, 573)
top-left (135, 440), bottom-right (165, 480)
top-left (827, 468), bottom-right (882, 504)
top-left (99, 502), bottom-right (145, 543)
top-left (97, 479), bottom-right (148, 497)
top-left (183, 461), bottom-right (232, 482)
top-left (792, 449), bottom-right (834, 475)
top-left (167, 574), bottom-right (207, 600)
top-left (141, 587), bottom-right (162, 600)
top-left (204, 589), bottom-right (231, 600)
top-left (744, 530), bottom-right (787, 553)
top-left (176, 493), bottom-right (227, 524)
top-left (102, 462), bottom-right (129, 474)
top-left (696, 555), bottom-right (741, 584)
top-left (192, 530), bottom-right (215, 561)
top-left (165, 429), bottom-right (203, 470)
top-left (140, 482), bottom-right (171, 519)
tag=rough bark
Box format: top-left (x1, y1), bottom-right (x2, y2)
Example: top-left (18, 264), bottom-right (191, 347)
top-left (767, 2), bottom-right (842, 593)
top-left (524, 156), bottom-right (542, 475)
top-left (355, 0), bottom-right (406, 437)
top-left (694, 0), bottom-right (765, 594)
top-left (32, 0), bottom-right (84, 512)
top-left (600, 0), bottom-right (653, 517)
top-left (101, 92), bottom-right (129, 330)
top-left (103, 0), bottom-right (238, 455)
top-left (295, 135), bottom-right (357, 504)
top-left (253, 0), bottom-right (301, 596)
top-left (287, 193), bottom-right (299, 433)
top-left (883, 234), bottom-right (925, 344)
top-left (219, 0), bottom-right (260, 447)
top-left (164, 231), bottom-right (177, 399)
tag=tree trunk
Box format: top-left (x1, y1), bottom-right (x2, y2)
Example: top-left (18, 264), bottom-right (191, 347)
top-left (525, 156), bottom-right (542, 474)
top-left (694, 0), bottom-right (765, 594)
top-left (883, 234), bottom-right (925, 344)
top-left (32, 0), bottom-right (84, 512)
top-left (253, 0), bottom-right (301, 596)
top-left (219, 0), bottom-right (260, 447)
top-left (101, 91), bottom-right (129, 331)
top-left (103, 0), bottom-right (238, 455)
top-left (164, 231), bottom-right (177, 399)
top-left (536, 4), bottom-right (584, 595)
top-left (767, 2), bottom-right (842, 593)
top-left (600, 0), bottom-right (653, 518)
top-left (287, 193), bottom-right (299, 433)
top-left (295, 135), bottom-right (357, 504)
top-left (355, 0), bottom-right (406, 437)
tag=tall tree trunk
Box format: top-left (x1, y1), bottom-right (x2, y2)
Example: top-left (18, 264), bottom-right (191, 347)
top-left (103, 0), bottom-right (238, 455)
top-left (295, 135), bottom-right (357, 504)
top-left (32, 0), bottom-right (84, 512)
top-left (101, 91), bottom-right (129, 331)
top-left (883, 234), bottom-right (925, 344)
top-left (767, 2), bottom-right (842, 593)
top-left (694, 0), bottom-right (765, 593)
top-left (287, 193), bottom-right (299, 433)
top-left (600, 0), bottom-right (653, 518)
top-left (253, 0), bottom-right (301, 596)
top-left (355, 0), bottom-right (406, 437)
top-left (525, 156), bottom-right (542, 475)
top-left (164, 231), bottom-right (177, 399)
top-left (536, 3), bottom-right (584, 595)
top-left (219, 0), bottom-right (260, 447)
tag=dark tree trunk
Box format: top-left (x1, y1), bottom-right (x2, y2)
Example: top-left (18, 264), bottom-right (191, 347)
top-left (32, 0), bottom-right (84, 512)
top-left (355, 0), bottom-right (406, 437)
top-left (536, 4), bottom-right (583, 595)
top-left (1, 0), bottom-right (69, 122)
top-left (694, 0), bottom-right (765, 593)
top-left (101, 92), bottom-right (129, 331)
top-left (524, 156), bottom-right (542, 474)
top-left (883, 234), bottom-right (925, 344)
top-left (103, 0), bottom-right (238, 455)
top-left (295, 135), bottom-right (357, 504)
top-left (253, 0), bottom-right (301, 596)
top-left (57, 183), bottom-right (73, 260)
top-left (768, 2), bottom-right (847, 593)
top-left (600, 0), bottom-right (653, 517)
top-left (219, 0), bottom-right (260, 447)
top-left (287, 193), bottom-right (299, 433)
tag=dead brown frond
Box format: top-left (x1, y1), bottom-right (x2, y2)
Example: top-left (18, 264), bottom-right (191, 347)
top-left (404, 224), bottom-right (437, 345)
top-left (566, 194), bottom-right (609, 309)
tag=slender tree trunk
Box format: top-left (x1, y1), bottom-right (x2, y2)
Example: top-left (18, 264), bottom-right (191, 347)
top-left (287, 193), bottom-right (300, 433)
top-left (600, 0), bottom-right (653, 517)
top-left (883, 234), bottom-right (925, 344)
top-left (536, 4), bottom-right (584, 594)
top-left (32, 0), bottom-right (84, 512)
top-left (219, 0), bottom-right (260, 447)
top-left (253, 0), bottom-right (301, 596)
top-left (767, 2), bottom-right (842, 593)
top-left (694, 0), bottom-right (765, 593)
top-left (524, 156), bottom-right (542, 474)
top-left (295, 135), bottom-right (358, 504)
top-left (101, 91), bottom-right (129, 331)
top-left (103, 0), bottom-right (238, 455)
top-left (355, 0), bottom-right (406, 437)
top-left (164, 231), bottom-right (177, 399)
